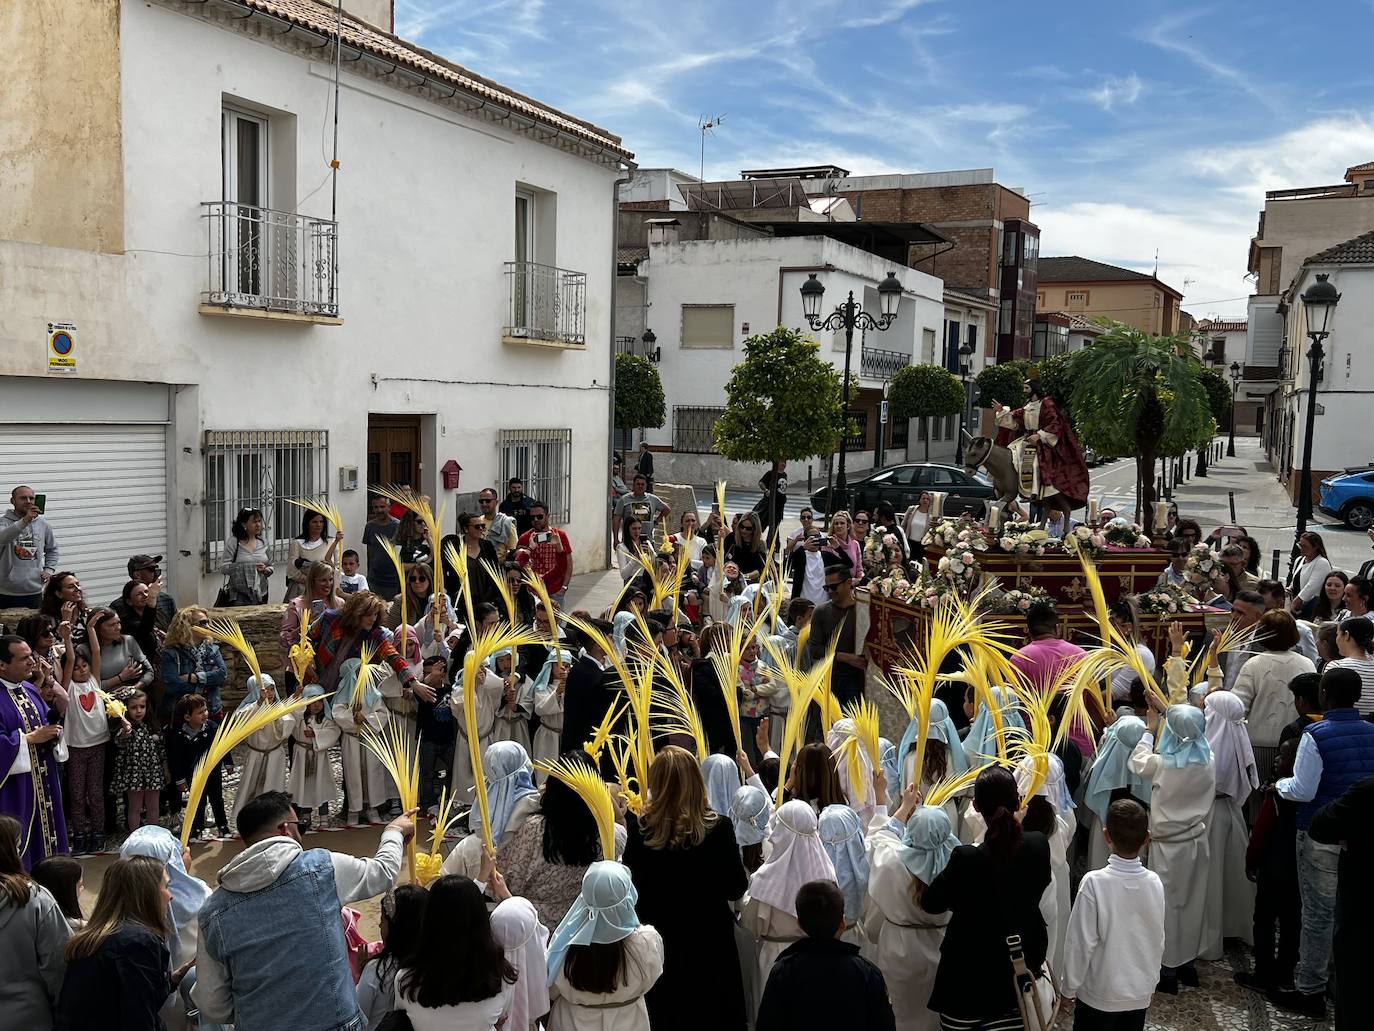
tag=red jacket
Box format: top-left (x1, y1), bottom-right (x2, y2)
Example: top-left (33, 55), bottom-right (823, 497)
top-left (516, 527), bottom-right (572, 595)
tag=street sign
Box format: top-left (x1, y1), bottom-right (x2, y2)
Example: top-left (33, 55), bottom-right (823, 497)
top-left (47, 322), bottom-right (77, 375)
top-left (880, 400), bottom-right (889, 425)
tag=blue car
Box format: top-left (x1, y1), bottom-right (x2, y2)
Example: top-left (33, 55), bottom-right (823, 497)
top-left (1319, 467), bottom-right (1374, 529)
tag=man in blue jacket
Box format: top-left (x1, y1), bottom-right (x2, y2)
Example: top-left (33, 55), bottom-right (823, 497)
top-left (1272, 667), bottom-right (1374, 1019)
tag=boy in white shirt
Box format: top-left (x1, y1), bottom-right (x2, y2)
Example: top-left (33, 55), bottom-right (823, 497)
top-left (338, 549), bottom-right (369, 595)
top-left (1061, 799), bottom-right (1165, 1031)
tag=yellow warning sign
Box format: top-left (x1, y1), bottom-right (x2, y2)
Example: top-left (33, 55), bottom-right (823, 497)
top-left (47, 322), bottom-right (77, 375)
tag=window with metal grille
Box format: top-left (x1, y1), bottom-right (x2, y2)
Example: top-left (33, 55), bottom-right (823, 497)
top-left (498, 429), bottom-right (572, 524)
top-left (844, 412), bottom-right (868, 449)
top-left (203, 430), bottom-right (330, 572)
top-left (891, 417), bottom-right (909, 449)
top-left (673, 406), bottom-right (726, 453)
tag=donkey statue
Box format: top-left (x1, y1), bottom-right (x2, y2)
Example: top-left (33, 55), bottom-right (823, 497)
top-left (963, 432), bottom-right (1081, 525)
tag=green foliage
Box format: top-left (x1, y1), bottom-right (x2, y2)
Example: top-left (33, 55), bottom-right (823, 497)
top-left (613, 354), bottom-right (666, 430)
top-left (1066, 325), bottom-right (1214, 460)
top-left (1037, 353), bottom-right (1076, 424)
top-left (1199, 367), bottom-right (1233, 424)
top-left (973, 360), bottom-right (1030, 408)
top-left (714, 327), bottom-right (844, 463)
top-left (888, 364), bottom-right (966, 421)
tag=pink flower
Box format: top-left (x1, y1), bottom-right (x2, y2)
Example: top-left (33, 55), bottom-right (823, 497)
top-left (962, 551), bottom-right (974, 564)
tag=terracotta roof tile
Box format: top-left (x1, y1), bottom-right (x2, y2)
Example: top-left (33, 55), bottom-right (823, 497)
top-left (1307, 229), bottom-right (1374, 265)
top-left (230, 0), bottom-right (631, 159)
top-left (1037, 256), bottom-right (1152, 283)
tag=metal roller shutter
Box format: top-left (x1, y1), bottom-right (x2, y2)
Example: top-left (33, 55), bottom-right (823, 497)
top-left (0, 424), bottom-right (169, 606)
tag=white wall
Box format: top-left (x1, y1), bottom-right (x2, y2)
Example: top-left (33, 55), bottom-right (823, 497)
top-left (0, 0), bottom-right (622, 603)
top-left (633, 235), bottom-right (944, 483)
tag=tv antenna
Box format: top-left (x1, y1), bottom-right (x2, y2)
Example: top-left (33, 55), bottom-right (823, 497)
top-left (698, 115), bottom-right (724, 183)
top-left (1182, 276), bottom-right (1196, 295)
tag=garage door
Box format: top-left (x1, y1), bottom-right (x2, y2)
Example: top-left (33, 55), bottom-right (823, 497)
top-left (0, 425), bottom-right (169, 607)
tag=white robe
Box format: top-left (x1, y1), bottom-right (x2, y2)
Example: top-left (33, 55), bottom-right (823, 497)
top-left (863, 822), bottom-right (949, 1031)
top-left (332, 699), bottom-right (393, 819)
top-left (450, 667), bottom-right (503, 796)
top-left (739, 897), bottom-right (803, 1013)
top-left (1128, 738), bottom-right (1215, 968)
top-left (441, 794), bottom-right (542, 880)
top-left (492, 674), bottom-right (535, 753)
top-left (547, 925), bottom-right (664, 1031)
top-left (532, 679), bottom-right (564, 783)
top-left (231, 712), bottom-right (293, 826)
top-left (1202, 793), bottom-right (1255, 959)
top-left (287, 715), bottom-right (341, 812)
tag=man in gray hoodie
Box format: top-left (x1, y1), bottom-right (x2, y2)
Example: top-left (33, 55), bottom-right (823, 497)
top-left (194, 791), bottom-right (415, 1030)
top-left (0, 486), bottom-right (59, 608)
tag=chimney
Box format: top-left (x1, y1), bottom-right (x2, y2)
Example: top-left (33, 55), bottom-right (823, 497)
top-left (341, 0), bottom-right (393, 32)
top-left (645, 218), bottom-right (681, 246)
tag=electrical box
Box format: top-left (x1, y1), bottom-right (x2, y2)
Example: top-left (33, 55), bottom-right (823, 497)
top-left (339, 465), bottom-right (359, 492)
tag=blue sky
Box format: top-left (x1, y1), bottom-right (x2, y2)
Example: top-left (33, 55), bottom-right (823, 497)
top-left (396, 0), bottom-right (1374, 318)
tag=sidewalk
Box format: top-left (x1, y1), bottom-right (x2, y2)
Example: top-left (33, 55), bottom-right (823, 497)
top-left (1147, 437), bottom-right (1371, 578)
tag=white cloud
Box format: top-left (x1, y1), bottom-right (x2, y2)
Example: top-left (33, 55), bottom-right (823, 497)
top-left (1139, 11), bottom-right (1277, 111)
top-left (1186, 115), bottom-right (1374, 199)
top-left (1087, 73), bottom-right (1144, 111)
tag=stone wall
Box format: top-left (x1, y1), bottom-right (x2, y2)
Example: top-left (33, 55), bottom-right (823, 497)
top-left (1, 603), bottom-right (288, 709)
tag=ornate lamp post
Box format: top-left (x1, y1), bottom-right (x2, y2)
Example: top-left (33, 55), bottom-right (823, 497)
top-left (955, 337), bottom-right (976, 466)
top-left (1226, 360), bottom-right (1243, 457)
top-left (801, 271), bottom-right (903, 514)
top-left (1294, 273), bottom-right (1341, 547)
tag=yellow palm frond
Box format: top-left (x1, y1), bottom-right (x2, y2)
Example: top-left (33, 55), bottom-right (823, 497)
top-left (181, 691), bottom-right (317, 848)
top-left (605, 735), bottom-right (643, 816)
top-left (710, 623), bottom-right (747, 754)
top-left (584, 700), bottom-right (627, 766)
top-left (360, 719), bottom-right (420, 881)
top-left (534, 756), bottom-right (618, 860)
top-left (925, 761), bottom-right (994, 810)
top-left (349, 642), bottom-right (392, 709)
top-left (481, 558), bottom-right (519, 629)
top-left (845, 697), bottom-right (882, 774)
top-left (374, 485), bottom-right (445, 613)
top-left (379, 536), bottom-right (410, 656)
top-left (519, 565), bottom-right (562, 655)
top-left (195, 618), bottom-right (263, 690)
top-left (288, 603), bottom-right (315, 687)
top-left (715, 480), bottom-right (728, 527)
top-left (650, 649), bottom-right (708, 761)
top-left (443, 539), bottom-right (475, 629)
top-left (284, 496), bottom-right (344, 540)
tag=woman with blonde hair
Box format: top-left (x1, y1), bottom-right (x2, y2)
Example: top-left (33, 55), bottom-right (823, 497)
top-left (823, 510), bottom-right (863, 575)
top-left (56, 854), bottom-right (189, 1029)
top-left (622, 746), bottom-right (748, 1031)
top-left (307, 591), bottom-right (423, 698)
top-left (280, 560), bottom-right (344, 656)
top-left (160, 606), bottom-right (228, 718)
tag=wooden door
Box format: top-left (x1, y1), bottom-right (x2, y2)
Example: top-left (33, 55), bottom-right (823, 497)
top-left (368, 416), bottom-right (421, 490)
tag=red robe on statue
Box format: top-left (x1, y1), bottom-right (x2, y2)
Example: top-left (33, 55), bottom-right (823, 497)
top-left (993, 395), bottom-right (1091, 509)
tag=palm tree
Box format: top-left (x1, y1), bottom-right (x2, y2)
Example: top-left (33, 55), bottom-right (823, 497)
top-left (1066, 324), bottom-right (1214, 533)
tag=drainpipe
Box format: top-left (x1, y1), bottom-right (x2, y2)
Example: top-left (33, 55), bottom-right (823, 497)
top-left (607, 164), bottom-right (636, 569)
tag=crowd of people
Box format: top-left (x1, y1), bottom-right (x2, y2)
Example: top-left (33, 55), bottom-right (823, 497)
top-left (6, 468), bottom-right (1374, 1031)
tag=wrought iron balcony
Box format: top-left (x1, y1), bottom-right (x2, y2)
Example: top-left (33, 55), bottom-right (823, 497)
top-left (860, 346), bottom-right (911, 381)
top-left (202, 202), bottom-right (338, 318)
top-left (505, 261), bottom-right (587, 346)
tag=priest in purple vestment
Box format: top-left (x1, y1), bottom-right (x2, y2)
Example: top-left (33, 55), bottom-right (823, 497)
top-left (0, 634), bottom-right (67, 868)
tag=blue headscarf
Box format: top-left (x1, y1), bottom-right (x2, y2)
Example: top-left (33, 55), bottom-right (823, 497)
top-left (234, 673), bottom-right (279, 712)
top-left (818, 804), bottom-right (870, 922)
top-left (878, 738), bottom-right (900, 807)
top-left (299, 682), bottom-right (334, 724)
top-left (546, 861), bottom-right (641, 986)
top-left (1156, 704), bottom-right (1212, 768)
top-left (120, 825), bottom-right (212, 963)
top-left (469, 741), bottom-right (540, 842)
top-left (898, 698), bottom-right (970, 792)
top-left (893, 805), bottom-right (961, 886)
top-left (729, 784), bottom-right (772, 847)
top-left (337, 659), bottom-right (382, 710)
top-left (962, 686), bottom-right (1025, 768)
top-left (1083, 715), bottom-right (1152, 823)
top-left (702, 753), bottom-right (741, 818)
top-left (533, 647), bottom-right (576, 697)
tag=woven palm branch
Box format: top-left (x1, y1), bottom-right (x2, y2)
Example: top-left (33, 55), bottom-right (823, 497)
top-left (413, 788), bottom-right (462, 886)
top-left (715, 480), bottom-right (728, 527)
top-left (379, 536), bottom-right (410, 657)
top-left (534, 756), bottom-right (618, 860)
top-left (606, 735), bottom-right (643, 816)
top-left (287, 603), bottom-right (315, 688)
top-left (195, 618), bottom-right (263, 691)
top-left (181, 692), bottom-right (316, 848)
top-left (583, 700), bottom-right (628, 766)
top-left (349, 642), bottom-right (392, 709)
top-left (360, 719), bottom-right (420, 881)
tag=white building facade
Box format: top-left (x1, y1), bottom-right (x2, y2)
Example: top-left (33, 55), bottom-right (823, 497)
top-left (0, 0), bottom-right (631, 605)
top-left (628, 234), bottom-right (945, 484)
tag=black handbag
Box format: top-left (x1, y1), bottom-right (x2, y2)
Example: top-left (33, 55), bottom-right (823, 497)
top-left (213, 541), bottom-right (239, 607)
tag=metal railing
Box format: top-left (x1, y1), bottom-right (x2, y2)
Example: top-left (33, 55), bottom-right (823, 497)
top-left (673, 406), bottom-right (726, 454)
top-left (202, 203), bottom-right (338, 317)
top-left (504, 261), bottom-right (587, 345)
top-left (203, 429), bottom-right (330, 573)
top-left (860, 347), bottom-right (910, 381)
top-left (844, 411), bottom-right (869, 450)
top-left (616, 335), bottom-right (660, 361)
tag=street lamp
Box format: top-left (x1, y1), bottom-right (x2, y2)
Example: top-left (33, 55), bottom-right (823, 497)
top-left (802, 271), bottom-right (904, 514)
top-left (1226, 360), bottom-right (1242, 457)
top-left (1294, 272), bottom-right (1341, 547)
top-left (955, 338), bottom-right (976, 465)
top-left (641, 327), bottom-right (660, 364)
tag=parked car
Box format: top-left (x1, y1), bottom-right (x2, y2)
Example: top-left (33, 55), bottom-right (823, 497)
top-left (811, 463), bottom-right (996, 517)
top-left (1319, 467), bottom-right (1374, 529)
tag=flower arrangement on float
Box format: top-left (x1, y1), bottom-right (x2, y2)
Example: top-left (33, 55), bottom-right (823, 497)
top-left (1183, 544), bottom-right (1227, 589)
top-left (1101, 517), bottom-right (1153, 549)
top-left (996, 522), bottom-right (1050, 556)
top-left (1135, 584), bottom-right (1194, 615)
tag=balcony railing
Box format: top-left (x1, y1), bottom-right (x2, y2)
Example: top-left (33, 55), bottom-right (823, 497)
top-left (505, 261), bottom-right (587, 346)
top-left (860, 347), bottom-right (911, 381)
top-left (202, 202), bottom-right (338, 318)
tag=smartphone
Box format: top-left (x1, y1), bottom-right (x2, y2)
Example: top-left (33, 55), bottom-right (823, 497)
top-left (536, 531), bottom-right (551, 544)
top-left (388, 500), bottom-right (407, 519)
top-left (33, 493), bottom-right (46, 514)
